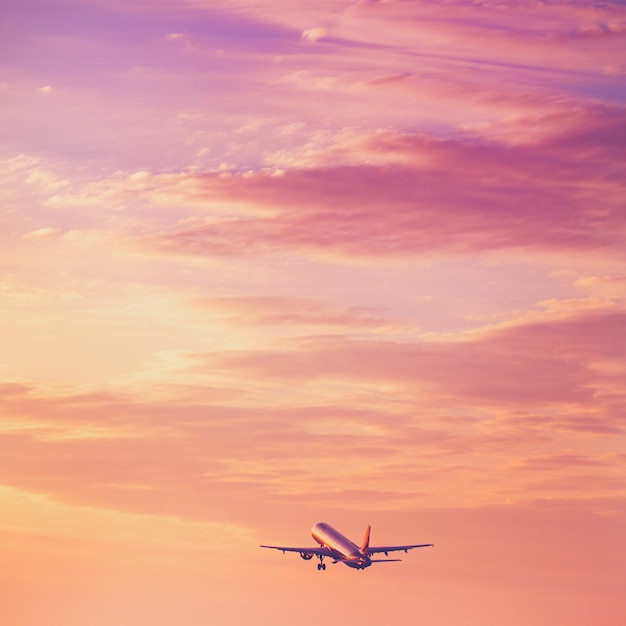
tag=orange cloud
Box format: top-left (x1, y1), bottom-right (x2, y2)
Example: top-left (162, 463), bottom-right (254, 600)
top-left (192, 308), bottom-right (625, 415)
top-left (2, 307), bottom-right (623, 520)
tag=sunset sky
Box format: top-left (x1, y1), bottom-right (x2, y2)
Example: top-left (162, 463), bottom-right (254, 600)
top-left (1, 0), bottom-right (626, 624)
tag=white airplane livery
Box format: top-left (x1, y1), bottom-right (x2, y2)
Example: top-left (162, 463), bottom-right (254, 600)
top-left (260, 522), bottom-right (433, 571)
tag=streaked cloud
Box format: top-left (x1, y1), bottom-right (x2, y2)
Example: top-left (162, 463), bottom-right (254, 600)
top-left (192, 296), bottom-right (390, 328)
top-left (139, 109), bottom-right (626, 260)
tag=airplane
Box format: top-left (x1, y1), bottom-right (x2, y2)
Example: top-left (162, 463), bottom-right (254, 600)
top-left (260, 522), bottom-right (433, 570)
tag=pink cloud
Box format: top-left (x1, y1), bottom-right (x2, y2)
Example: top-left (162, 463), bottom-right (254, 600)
top-left (143, 105), bottom-right (626, 260)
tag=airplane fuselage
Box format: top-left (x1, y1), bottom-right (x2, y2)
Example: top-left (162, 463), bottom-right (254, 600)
top-left (311, 522), bottom-right (372, 569)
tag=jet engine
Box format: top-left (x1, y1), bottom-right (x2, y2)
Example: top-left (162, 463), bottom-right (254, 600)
top-left (299, 552), bottom-right (314, 560)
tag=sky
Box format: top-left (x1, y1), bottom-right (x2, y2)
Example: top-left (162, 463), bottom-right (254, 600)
top-left (1, 0), bottom-right (625, 624)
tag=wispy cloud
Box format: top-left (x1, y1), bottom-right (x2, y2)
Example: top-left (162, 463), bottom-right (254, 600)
top-left (1, 306), bottom-right (623, 518)
top-left (192, 296), bottom-right (390, 328)
top-left (193, 309), bottom-right (626, 409)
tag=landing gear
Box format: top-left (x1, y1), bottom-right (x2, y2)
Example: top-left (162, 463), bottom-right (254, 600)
top-left (317, 555), bottom-right (327, 571)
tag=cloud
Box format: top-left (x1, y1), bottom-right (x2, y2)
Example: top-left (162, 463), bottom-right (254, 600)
top-left (0, 308), bottom-right (623, 516)
top-left (192, 296), bottom-right (390, 328)
top-left (194, 310), bottom-right (626, 408)
top-left (142, 106), bottom-right (626, 261)
top-left (22, 227), bottom-right (61, 240)
top-left (0, 485), bottom-right (251, 554)
top-left (301, 27), bottom-right (326, 42)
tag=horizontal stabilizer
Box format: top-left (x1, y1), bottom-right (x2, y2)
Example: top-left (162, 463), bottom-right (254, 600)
top-left (368, 543), bottom-right (433, 555)
top-left (370, 558), bottom-right (402, 563)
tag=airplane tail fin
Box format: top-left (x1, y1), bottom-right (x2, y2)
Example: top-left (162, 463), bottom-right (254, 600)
top-left (361, 524), bottom-right (371, 555)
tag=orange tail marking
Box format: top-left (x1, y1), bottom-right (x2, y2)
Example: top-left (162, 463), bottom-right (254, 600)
top-left (361, 524), bottom-right (371, 555)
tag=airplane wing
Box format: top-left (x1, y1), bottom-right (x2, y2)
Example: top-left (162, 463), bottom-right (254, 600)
top-left (368, 543), bottom-right (433, 556)
top-left (259, 545), bottom-right (332, 556)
